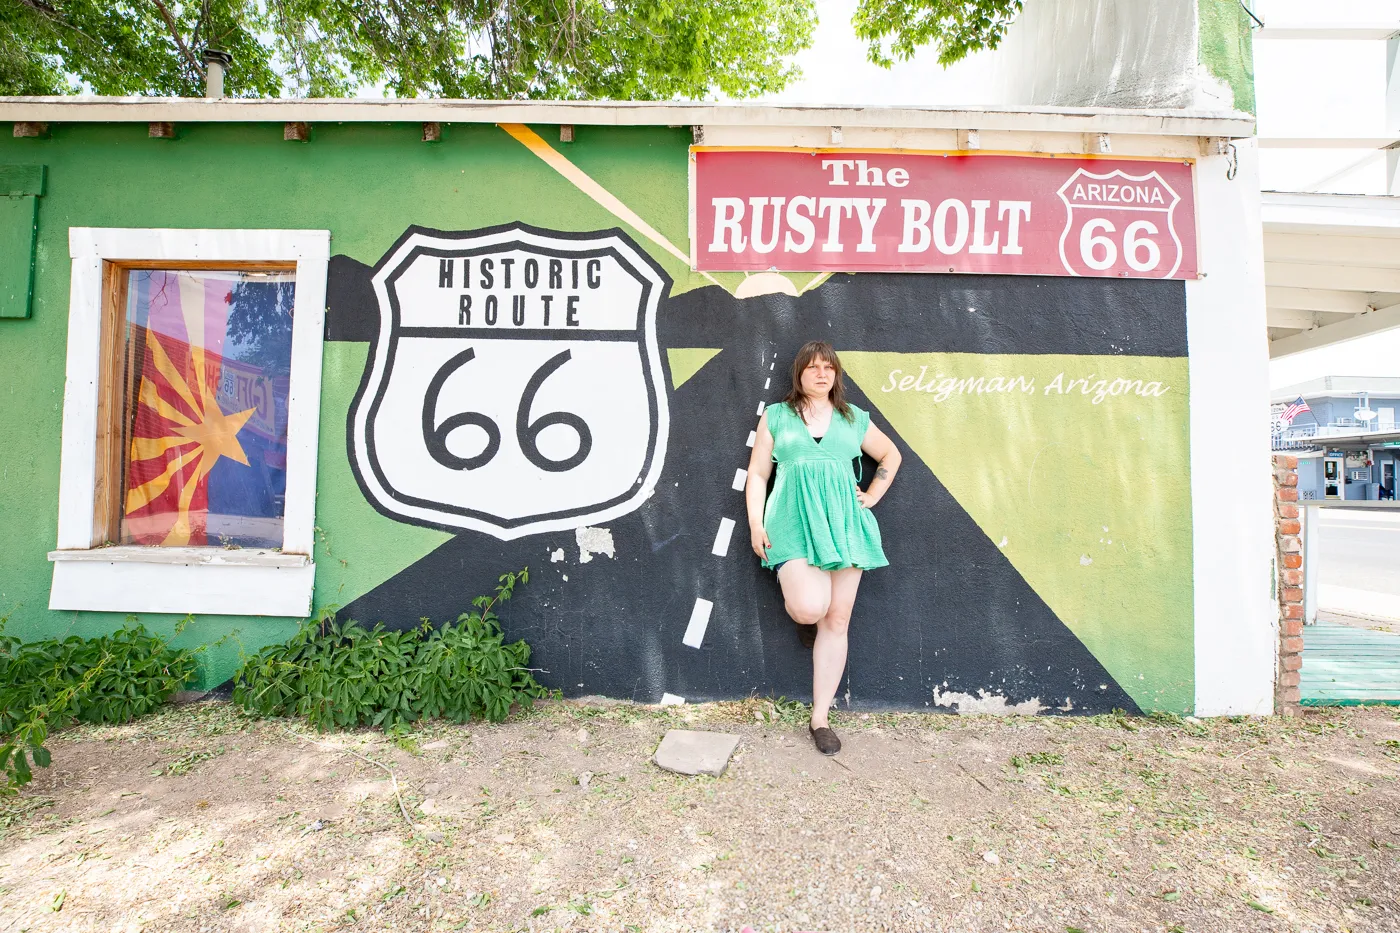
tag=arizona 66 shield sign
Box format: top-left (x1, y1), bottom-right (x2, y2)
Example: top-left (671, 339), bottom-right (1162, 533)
top-left (349, 224), bottom-right (671, 538)
top-left (691, 149), bottom-right (1197, 279)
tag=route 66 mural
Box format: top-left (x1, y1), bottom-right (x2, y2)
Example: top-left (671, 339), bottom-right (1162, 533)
top-left (348, 224), bottom-right (670, 538)
top-left (328, 137), bottom-right (1197, 716)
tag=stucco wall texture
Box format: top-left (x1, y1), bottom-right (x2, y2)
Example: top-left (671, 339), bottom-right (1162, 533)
top-left (0, 123), bottom-right (1198, 713)
top-left (995, 0), bottom-right (1255, 114)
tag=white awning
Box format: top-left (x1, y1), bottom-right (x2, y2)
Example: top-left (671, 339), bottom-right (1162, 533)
top-left (1262, 191), bottom-right (1400, 357)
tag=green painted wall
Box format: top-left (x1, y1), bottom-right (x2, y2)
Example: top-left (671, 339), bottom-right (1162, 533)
top-left (0, 121), bottom-right (1198, 711)
top-left (1199, 0), bottom-right (1256, 114)
top-left (0, 122), bottom-right (703, 688)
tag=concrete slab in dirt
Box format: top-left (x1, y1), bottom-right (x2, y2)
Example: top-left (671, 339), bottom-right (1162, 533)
top-left (653, 729), bottom-right (740, 776)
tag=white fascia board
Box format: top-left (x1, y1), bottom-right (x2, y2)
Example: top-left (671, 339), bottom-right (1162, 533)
top-left (1257, 137), bottom-right (1400, 149)
top-left (1258, 26), bottom-right (1400, 40)
top-left (0, 96), bottom-right (1256, 138)
top-left (1262, 191), bottom-right (1400, 234)
top-left (1186, 138), bottom-right (1278, 716)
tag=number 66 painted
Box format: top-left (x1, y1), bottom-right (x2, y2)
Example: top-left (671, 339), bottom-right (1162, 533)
top-left (423, 347), bottom-right (593, 474)
top-left (1056, 167), bottom-right (1184, 279)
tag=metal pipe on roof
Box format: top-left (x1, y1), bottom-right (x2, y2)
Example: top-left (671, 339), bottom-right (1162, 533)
top-left (201, 49), bottom-right (232, 100)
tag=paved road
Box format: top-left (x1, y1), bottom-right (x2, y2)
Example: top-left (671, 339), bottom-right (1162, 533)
top-left (1314, 507), bottom-right (1400, 622)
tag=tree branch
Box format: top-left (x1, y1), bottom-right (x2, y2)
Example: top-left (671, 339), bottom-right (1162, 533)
top-left (16, 0), bottom-right (102, 48)
top-left (149, 0), bottom-right (204, 77)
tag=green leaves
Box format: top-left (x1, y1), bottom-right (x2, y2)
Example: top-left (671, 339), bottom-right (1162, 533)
top-left (3, 0), bottom-right (816, 99)
top-left (852, 0), bottom-right (1022, 68)
top-left (233, 568), bottom-right (550, 732)
top-left (0, 623), bottom-right (197, 794)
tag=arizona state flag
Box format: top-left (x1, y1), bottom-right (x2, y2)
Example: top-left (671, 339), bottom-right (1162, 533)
top-left (122, 272), bottom-right (256, 546)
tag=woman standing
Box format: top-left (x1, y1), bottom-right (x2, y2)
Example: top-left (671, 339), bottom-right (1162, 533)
top-left (745, 341), bottom-right (902, 755)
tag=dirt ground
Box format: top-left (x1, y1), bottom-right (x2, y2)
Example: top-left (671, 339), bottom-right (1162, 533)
top-left (1, 700), bottom-right (1398, 933)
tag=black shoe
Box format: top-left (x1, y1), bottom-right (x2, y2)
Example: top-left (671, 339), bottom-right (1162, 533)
top-left (796, 622), bottom-right (817, 649)
top-left (809, 725), bottom-right (841, 755)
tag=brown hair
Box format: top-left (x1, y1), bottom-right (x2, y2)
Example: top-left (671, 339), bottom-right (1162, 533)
top-left (782, 341), bottom-right (853, 422)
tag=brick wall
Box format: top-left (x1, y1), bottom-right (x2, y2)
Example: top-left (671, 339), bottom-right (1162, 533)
top-left (1273, 454), bottom-right (1303, 715)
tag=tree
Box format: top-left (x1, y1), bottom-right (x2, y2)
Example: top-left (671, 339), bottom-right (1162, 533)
top-left (0, 0), bottom-right (816, 99)
top-left (852, 0), bottom-right (1022, 68)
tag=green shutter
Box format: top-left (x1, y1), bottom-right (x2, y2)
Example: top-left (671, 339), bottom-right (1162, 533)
top-left (0, 164), bottom-right (45, 320)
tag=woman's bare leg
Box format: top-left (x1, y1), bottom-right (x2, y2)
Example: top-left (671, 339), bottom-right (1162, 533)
top-left (811, 567), bottom-right (862, 729)
top-left (776, 559), bottom-right (831, 626)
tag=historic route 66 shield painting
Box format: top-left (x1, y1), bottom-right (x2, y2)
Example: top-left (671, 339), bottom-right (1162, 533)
top-left (348, 224), bottom-right (671, 539)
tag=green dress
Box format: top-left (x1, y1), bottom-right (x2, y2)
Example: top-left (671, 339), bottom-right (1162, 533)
top-left (761, 401), bottom-right (888, 572)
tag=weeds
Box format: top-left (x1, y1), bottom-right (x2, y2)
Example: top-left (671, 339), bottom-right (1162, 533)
top-left (234, 569), bottom-right (552, 730)
top-left (1, 618), bottom-right (197, 794)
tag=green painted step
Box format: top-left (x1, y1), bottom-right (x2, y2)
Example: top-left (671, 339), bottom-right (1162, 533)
top-left (1300, 619), bottom-right (1400, 706)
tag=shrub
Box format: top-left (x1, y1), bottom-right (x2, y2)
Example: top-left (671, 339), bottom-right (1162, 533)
top-left (1, 622), bottom-right (198, 794)
top-left (233, 568), bottom-right (550, 730)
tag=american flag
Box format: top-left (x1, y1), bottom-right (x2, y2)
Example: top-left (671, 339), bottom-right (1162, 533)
top-left (1280, 396), bottom-right (1311, 425)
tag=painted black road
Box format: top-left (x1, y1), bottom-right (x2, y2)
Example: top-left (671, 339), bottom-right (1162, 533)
top-left (329, 249), bottom-right (1189, 713)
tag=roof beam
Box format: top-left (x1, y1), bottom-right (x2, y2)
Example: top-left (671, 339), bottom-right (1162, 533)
top-left (1270, 302), bottom-right (1400, 358)
top-left (1265, 286), bottom-right (1380, 315)
top-left (1264, 232), bottom-right (1400, 267)
top-left (1265, 308), bottom-right (1342, 331)
top-left (1265, 261), bottom-right (1400, 293)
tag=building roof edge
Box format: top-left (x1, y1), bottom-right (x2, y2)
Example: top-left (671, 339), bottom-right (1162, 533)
top-left (0, 97), bottom-right (1256, 137)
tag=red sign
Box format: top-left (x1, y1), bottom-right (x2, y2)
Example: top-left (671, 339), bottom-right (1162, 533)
top-left (691, 149), bottom-right (1198, 279)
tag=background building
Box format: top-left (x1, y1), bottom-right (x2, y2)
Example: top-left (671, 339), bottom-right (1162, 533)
top-left (1273, 376), bottom-right (1400, 500)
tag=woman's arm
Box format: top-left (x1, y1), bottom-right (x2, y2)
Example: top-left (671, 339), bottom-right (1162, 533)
top-left (856, 422), bottom-right (902, 508)
top-left (745, 411), bottom-right (775, 560)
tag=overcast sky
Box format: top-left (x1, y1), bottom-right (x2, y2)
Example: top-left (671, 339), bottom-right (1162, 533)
top-left (763, 0), bottom-right (1002, 106)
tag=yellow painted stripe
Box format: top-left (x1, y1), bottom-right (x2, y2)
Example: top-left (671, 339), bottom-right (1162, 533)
top-left (499, 123), bottom-right (718, 284)
top-left (690, 145), bottom-right (1196, 164)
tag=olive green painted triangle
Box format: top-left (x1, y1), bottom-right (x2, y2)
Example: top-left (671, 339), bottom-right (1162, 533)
top-left (842, 351), bottom-right (1195, 713)
top-left (667, 348), bottom-right (723, 390)
top-left (313, 342), bottom-right (453, 612)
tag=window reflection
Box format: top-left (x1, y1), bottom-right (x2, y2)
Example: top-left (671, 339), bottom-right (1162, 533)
top-left (118, 269), bottom-right (295, 548)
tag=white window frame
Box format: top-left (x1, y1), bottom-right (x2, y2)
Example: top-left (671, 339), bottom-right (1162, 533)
top-left (49, 228), bottom-right (329, 616)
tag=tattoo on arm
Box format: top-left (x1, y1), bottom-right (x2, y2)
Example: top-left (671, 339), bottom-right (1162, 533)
top-left (875, 466), bottom-right (889, 480)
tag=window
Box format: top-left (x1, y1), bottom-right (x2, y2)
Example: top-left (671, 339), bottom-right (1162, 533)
top-left (51, 229), bottom-right (329, 617)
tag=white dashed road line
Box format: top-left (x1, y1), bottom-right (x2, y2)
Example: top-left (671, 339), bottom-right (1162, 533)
top-left (682, 597), bottom-right (714, 648)
top-left (711, 518), bottom-right (736, 557)
top-left (668, 346), bottom-right (773, 684)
